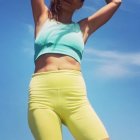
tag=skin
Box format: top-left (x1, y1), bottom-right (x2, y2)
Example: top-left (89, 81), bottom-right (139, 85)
top-left (31, 0), bottom-right (122, 73)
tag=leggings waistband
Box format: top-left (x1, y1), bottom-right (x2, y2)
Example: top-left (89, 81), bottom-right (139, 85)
top-left (30, 69), bottom-right (85, 89)
top-left (32, 69), bottom-right (82, 77)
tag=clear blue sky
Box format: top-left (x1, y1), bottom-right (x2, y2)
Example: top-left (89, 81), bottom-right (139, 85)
top-left (0, 0), bottom-right (140, 140)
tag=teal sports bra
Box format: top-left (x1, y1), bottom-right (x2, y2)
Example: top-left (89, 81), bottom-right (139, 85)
top-left (34, 19), bottom-right (84, 64)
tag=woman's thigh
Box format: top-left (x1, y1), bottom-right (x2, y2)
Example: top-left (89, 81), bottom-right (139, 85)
top-left (65, 100), bottom-right (109, 140)
top-left (28, 108), bottom-right (62, 140)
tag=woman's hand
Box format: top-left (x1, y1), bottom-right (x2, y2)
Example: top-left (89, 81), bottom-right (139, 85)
top-left (105, 0), bottom-right (122, 4)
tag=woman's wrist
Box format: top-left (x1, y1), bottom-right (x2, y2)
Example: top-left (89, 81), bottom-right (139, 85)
top-left (105, 0), bottom-right (122, 4)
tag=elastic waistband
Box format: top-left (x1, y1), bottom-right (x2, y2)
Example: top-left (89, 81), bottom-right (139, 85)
top-left (32, 69), bottom-right (82, 77)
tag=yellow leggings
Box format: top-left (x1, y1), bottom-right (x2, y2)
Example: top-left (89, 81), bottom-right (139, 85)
top-left (28, 70), bottom-right (109, 140)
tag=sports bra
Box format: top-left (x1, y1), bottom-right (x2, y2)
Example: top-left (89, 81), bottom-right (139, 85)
top-left (34, 18), bottom-right (85, 64)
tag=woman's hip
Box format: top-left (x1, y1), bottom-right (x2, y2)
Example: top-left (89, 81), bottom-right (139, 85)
top-left (28, 69), bottom-right (86, 89)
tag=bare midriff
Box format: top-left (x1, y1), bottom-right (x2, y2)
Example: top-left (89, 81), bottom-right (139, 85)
top-left (34, 53), bottom-right (81, 73)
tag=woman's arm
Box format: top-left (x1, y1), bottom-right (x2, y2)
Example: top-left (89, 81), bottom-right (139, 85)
top-left (80, 0), bottom-right (122, 37)
top-left (31, 0), bottom-right (49, 25)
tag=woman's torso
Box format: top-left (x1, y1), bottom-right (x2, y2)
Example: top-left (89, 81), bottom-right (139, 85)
top-left (34, 17), bottom-right (87, 73)
top-left (34, 53), bottom-right (81, 73)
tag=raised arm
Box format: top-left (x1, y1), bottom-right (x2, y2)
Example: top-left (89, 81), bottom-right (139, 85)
top-left (31, 0), bottom-right (49, 25)
top-left (79, 0), bottom-right (122, 40)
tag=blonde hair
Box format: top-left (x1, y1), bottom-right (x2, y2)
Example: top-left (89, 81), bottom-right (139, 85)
top-left (48, 0), bottom-right (61, 21)
top-left (48, 0), bottom-right (85, 21)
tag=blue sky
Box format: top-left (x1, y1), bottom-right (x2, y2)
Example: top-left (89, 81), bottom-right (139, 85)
top-left (0, 0), bottom-right (140, 140)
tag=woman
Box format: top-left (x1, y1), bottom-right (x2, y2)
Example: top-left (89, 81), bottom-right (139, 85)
top-left (28, 0), bottom-right (121, 140)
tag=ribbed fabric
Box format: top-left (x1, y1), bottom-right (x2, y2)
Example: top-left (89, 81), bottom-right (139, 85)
top-left (34, 19), bottom-right (84, 64)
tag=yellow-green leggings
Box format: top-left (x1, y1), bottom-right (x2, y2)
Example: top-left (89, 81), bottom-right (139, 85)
top-left (28, 70), bottom-right (109, 140)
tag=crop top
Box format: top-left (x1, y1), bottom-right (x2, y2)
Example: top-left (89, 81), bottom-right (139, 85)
top-left (34, 18), bottom-right (85, 64)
